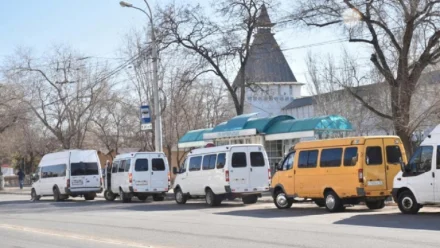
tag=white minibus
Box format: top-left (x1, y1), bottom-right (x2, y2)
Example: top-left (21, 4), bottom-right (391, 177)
top-left (31, 150), bottom-right (103, 201)
top-left (393, 124), bottom-right (440, 214)
top-left (103, 152), bottom-right (170, 203)
top-left (172, 144), bottom-right (271, 206)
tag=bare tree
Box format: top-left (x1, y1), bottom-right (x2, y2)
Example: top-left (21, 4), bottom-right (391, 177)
top-left (293, 0), bottom-right (440, 154)
top-left (0, 84), bottom-right (21, 133)
top-left (157, 0), bottom-right (276, 115)
top-left (4, 46), bottom-right (112, 149)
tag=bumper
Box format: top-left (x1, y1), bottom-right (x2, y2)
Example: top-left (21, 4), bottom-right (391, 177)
top-left (65, 187), bottom-right (103, 195)
top-left (129, 186), bottom-right (167, 194)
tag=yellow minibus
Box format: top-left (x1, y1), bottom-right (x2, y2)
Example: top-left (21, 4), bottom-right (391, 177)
top-left (270, 136), bottom-right (407, 212)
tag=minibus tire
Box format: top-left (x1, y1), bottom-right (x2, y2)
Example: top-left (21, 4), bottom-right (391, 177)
top-left (120, 188), bottom-right (131, 203)
top-left (274, 191), bottom-right (293, 209)
top-left (397, 190), bottom-right (420, 214)
top-left (175, 188), bottom-right (187, 204)
top-left (104, 190), bottom-right (116, 201)
top-left (31, 189), bottom-right (41, 201)
top-left (137, 195), bottom-right (148, 202)
top-left (53, 187), bottom-right (61, 202)
top-left (153, 195), bottom-right (165, 201)
top-left (242, 195), bottom-right (258, 204)
top-left (205, 189), bottom-right (221, 207)
top-left (366, 200), bottom-right (385, 210)
top-left (324, 191), bottom-right (343, 212)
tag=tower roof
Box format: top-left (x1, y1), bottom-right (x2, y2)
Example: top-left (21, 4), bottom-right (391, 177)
top-left (233, 5), bottom-right (297, 86)
top-left (256, 4), bottom-right (274, 28)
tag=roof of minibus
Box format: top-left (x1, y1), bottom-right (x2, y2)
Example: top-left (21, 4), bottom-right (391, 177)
top-left (115, 152), bottom-right (165, 159)
top-left (188, 144), bottom-right (264, 156)
top-left (294, 136), bottom-right (401, 149)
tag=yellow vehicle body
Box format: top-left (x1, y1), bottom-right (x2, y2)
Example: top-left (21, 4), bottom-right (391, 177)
top-left (270, 136), bottom-right (407, 211)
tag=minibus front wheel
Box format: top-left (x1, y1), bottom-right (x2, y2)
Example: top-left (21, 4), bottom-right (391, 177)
top-left (274, 190), bottom-right (293, 209)
top-left (397, 190), bottom-right (420, 214)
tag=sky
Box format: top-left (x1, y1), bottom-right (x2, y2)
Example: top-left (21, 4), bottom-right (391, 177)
top-left (0, 0), bottom-right (371, 96)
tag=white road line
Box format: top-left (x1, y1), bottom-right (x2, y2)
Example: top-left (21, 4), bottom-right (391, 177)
top-left (0, 224), bottom-right (157, 248)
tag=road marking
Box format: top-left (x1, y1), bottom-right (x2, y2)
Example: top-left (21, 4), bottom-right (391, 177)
top-left (0, 224), bottom-right (155, 248)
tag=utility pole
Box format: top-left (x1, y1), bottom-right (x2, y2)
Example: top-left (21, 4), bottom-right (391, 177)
top-left (120, 1), bottom-right (162, 152)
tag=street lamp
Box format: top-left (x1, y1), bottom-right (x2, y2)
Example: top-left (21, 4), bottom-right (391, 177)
top-left (120, 1), bottom-right (163, 152)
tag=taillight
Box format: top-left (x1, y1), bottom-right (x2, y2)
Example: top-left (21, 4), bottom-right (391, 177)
top-left (225, 170), bottom-right (230, 182)
top-left (100, 177), bottom-right (103, 186)
top-left (168, 172), bottom-right (171, 182)
top-left (268, 169), bottom-right (271, 180)
top-left (358, 169), bottom-right (363, 183)
top-left (66, 179), bottom-right (70, 188)
top-left (128, 173), bottom-right (133, 183)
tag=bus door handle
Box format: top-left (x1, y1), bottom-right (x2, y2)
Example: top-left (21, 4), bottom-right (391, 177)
top-left (288, 175), bottom-right (293, 178)
top-left (433, 172), bottom-right (435, 178)
top-left (151, 172), bottom-right (154, 175)
top-left (387, 165), bottom-right (389, 170)
top-left (250, 168), bottom-right (253, 172)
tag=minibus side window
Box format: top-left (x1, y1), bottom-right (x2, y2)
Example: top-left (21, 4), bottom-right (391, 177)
top-left (232, 153), bottom-right (247, 168)
top-left (189, 156), bottom-right (202, 171)
top-left (408, 146), bottom-right (433, 173)
top-left (112, 161), bottom-right (119, 173)
top-left (250, 152), bottom-right (265, 167)
top-left (202, 155), bottom-right (214, 171)
top-left (298, 150), bottom-right (318, 168)
top-left (437, 146), bottom-right (440, 170)
top-left (386, 146), bottom-right (402, 164)
top-left (124, 159), bottom-right (131, 172)
top-left (343, 147), bottom-right (358, 166)
top-left (119, 160), bottom-right (126, 172)
top-left (208, 155), bottom-right (217, 170)
top-left (216, 153), bottom-right (226, 169)
top-left (320, 148), bottom-right (342, 167)
top-left (366, 147), bottom-right (383, 165)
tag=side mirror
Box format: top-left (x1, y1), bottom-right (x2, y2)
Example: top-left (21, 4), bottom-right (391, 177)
top-left (31, 173), bottom-right (39, 182)
top-left (276, 162), bottom-right (283, 171)
top-left (172, 167), bottom-right (178, 175)
top-left (399, 157), bottom-right (409, 173)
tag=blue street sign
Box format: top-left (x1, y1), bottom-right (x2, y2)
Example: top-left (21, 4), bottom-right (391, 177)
top-left (140, 105), bottom-right (151, 124)
top-left (140, 105), bottom-right (152, 131)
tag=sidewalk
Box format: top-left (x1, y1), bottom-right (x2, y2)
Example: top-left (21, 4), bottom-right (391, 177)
top-left (0, 186), bottom-right (31, 195)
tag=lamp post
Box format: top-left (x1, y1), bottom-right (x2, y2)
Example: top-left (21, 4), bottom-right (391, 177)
top-left (120, 1), bottom-right (162, 152)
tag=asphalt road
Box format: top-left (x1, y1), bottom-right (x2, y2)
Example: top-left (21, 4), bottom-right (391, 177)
top-left (1, 195), bottom-right (440, 248)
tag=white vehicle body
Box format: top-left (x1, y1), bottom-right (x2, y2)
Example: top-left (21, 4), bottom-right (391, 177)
top-left (172, 145), bottom-right (271, 206)
top-left (393, 125), bottom-right (440, 214)
top-left (31, 150), bottom-right (103, 201)
top-left (103, 152), bottom-right (170, 202)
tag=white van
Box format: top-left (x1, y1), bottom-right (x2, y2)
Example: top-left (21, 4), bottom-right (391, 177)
top-left (172, 144), bottom-right (271, 206)
top-left (103, 152), bottom-right (170, 203)
top-left (393, 124), bottom-right (440, 214)
top-left (31, 150), bottom-right (103, 201)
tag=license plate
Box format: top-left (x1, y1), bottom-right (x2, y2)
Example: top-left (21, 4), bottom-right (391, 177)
top-left (72, 179), bottom-right (83, 185)
top-left (367, 180), bottom-right (383, 186)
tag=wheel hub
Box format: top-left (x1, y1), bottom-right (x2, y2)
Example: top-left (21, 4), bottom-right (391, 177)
top-left (276, 193), bottom-right (288, 207)
top-left (176, 191), bottom-right (183, 202)
top-left (402, 197), bottom-right (413, 209)
top-left (326, 195), bottom-right (336, 209)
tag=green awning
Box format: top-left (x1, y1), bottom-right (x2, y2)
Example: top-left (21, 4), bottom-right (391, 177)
top-left (266, 115), bottom-right (352, 134)
top-left (178, 128), bottom-right (213, 143)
